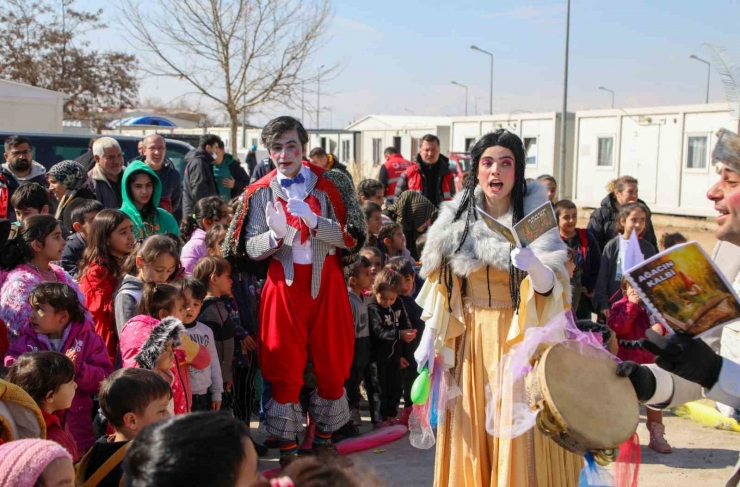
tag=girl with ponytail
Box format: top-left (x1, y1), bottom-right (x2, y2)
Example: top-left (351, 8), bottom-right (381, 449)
top-left (180, 196), bottom-right (231, 274)
top-left (0, 214), bottom-right (90, 340)
top-left (412, 129), bottom-right (582, 486)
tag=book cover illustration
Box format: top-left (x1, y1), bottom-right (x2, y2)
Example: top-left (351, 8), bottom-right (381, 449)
top-left (624, 241), bottom-right (740, 337)
top-left (475, 201), bottom-right (557, 248)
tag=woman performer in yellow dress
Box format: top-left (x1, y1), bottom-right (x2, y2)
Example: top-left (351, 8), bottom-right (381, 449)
top-left (414, 130), bottom-right (583, 487)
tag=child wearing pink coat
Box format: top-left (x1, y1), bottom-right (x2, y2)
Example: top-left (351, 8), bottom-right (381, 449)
top-left (4, 283), bottom-right (112, 451)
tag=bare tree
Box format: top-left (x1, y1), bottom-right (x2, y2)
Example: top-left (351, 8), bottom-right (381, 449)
top-left (120, 0), bottom-right (337, 150)
top-left (0, 0), bottom-right (139, 117)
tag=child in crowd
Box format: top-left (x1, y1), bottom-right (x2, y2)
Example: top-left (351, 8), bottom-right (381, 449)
top-left (344, 255), bottom-right (373, 428)
top-left (555, 199), bottom-right (601, 319)
top-left (595, 202), bottom-right (657, 320)
top-left (180, 196), bottom-right (231, 274)
top-left (363, 202), bottom-right (384, 251)
top-left (356, 179), bottom-right (385, 206)
top-left (60, 199), bottom-right (103, 277)
top-left (608, 277), bottom-right (671, 453)
top-left (119, 161), bottom-right (180, 240)
top-left (114, 234), bottom-right (180, 336)
top-left (4, 283), bottom-right (112, 451)
top-left (119, 282), bottom-right (205, 415)
top-left (0, 215), bottom-right (84, 340)
top-left (359, 246), bottom-right (384, 283)
top-left (177, 277), bottom-right (223, 412)
top-left (10, 182), bottom-right (52, 222)
top-left (6, 351), bottom-right (79, 460)
top-left (75, 368), bottom-right (172, 487)
top-left (78, 210), bottom-right (136, 364)
top-left (123, 412), bottom-right (260, 487)
top-left (366, 268), bottom-right (415, 428)
top-left (205, 224), bottom-right (228, 257)
top-left (194, 256), bottom-right (236, 402)
top-left (379, 222), bottom-right (414, 264)
top-left (0, 439), bottom-right (74, 487)
top-left (385, 257), bottom-right (423, 424)
top-left (659, 231), bottom-right (687, 251)
top-left (537, 174), bottom-right (558, 203)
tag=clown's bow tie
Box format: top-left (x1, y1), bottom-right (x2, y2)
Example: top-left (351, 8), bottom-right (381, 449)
top-left (281, 173), bottom-right (305, 188)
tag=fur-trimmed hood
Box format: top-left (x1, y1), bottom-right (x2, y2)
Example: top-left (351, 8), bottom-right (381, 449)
top-left (420, 180), bottom-right (569, 288)
top-left (134, 317), bottom-right (184, 370)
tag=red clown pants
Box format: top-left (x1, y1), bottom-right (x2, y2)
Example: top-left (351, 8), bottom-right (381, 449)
top-left (259, 255), bottom-right (355, 438)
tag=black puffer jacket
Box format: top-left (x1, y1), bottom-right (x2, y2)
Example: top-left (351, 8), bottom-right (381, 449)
top-left (587, 194), bottom-right (657, 251)
top-left (182, 148), bottom-right (218, 218)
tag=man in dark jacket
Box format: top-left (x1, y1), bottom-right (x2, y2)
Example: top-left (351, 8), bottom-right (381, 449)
top-left (87, 137), bottom-right (124, 210)
top-left (250, 157), bottom-right (274, 184)
top-left (246, 145), bottom-right (258, 176)
top-left (394, 134), bottom-right (455, 207)
top-left (2, 135), bottom-right (50, 222)
top-left (138, 134), bottom-right (182, 223)
top-left (308, 147), bottom-right (354, 187)
top-left (587, 191), bottom-right (658, 251)
top-left (183, 135), bottom-right (249, 217)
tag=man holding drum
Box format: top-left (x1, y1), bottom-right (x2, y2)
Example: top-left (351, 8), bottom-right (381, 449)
top-left (621, 128), bottom-right (740, 485)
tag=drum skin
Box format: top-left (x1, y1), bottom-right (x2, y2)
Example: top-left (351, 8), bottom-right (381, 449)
top-left (528, 341), bottom-right (639, 456)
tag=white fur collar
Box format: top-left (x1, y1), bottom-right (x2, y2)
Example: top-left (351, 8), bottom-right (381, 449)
top-left (420, 181), bottom-right (569, 289)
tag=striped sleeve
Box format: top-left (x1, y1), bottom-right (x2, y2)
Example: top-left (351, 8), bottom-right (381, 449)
top-left (245, 189), bottom-right (281, 261)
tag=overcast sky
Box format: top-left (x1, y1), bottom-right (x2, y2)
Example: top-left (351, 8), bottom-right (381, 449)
top-left (79, 0), bottom-right (740, 129)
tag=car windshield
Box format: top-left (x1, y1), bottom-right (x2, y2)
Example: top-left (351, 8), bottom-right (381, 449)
top-left (459, 157), bottom-right (472, 172)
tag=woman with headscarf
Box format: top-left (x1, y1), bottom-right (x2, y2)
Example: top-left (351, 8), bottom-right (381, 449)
top-left (413, 130), bottom-right (583, 486)
top-left (47, 159), bottom-right (96, 232)
top-left (383, 190), bottom-right (437, 261)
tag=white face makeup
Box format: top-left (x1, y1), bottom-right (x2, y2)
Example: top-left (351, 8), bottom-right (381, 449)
top-left (269, 129), bottom-right (304, 178)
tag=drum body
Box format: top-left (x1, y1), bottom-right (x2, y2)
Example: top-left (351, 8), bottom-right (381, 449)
top-left (527, 341), bottom-right (639, 465)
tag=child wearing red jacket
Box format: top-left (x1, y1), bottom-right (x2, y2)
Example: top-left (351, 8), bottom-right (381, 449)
top-left (608, 277), bottom-right (671, 454)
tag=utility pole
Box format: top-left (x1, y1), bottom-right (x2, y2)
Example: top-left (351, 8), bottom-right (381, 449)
top-left (558, 0), bottom-right (571, 200)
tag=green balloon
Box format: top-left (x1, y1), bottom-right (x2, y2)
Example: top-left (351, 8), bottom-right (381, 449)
top-left (411, 368), bottom-right (431, 405)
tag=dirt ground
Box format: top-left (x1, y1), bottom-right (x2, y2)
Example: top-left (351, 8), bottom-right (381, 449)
top-left (254, 407), bottom-right (739, 486)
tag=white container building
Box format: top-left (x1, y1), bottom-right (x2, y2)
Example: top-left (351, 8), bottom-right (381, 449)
top-left (572, 103), bottom-right (734, 217)
top-left (449, 112), bottom-right (576, 196)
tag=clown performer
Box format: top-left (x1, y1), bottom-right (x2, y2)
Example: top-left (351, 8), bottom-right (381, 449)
top-left (223, 116), bottom-right (365, 467)
top-left (414, 130), bottom-right (583, 486)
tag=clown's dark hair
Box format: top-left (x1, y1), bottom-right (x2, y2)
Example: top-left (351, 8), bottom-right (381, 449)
top-left (448, 129), bottom-right (529, 310)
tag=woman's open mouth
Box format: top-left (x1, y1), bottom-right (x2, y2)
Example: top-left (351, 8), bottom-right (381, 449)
top-left (489, 180), bottom-right (504, 193)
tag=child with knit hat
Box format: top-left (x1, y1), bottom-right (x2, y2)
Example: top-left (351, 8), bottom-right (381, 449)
top-left (0, 439), bottom-right (74, 487)
top-left (6, 351), bottom-right (79, 460)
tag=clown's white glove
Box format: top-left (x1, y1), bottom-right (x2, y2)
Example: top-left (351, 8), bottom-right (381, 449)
top-left (415, 326), bottom-right (437, 375)
top-left (287, 197), bottom-right (318, 229)
top-left (265, 202), bottom-right (287, 240)
top-left (511, 247), bottom-right (554, 294)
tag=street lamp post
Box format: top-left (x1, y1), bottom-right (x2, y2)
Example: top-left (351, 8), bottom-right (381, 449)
top-left (301, 81), bottom-right (305, 125)
top-left (317, 65), bottom-right (325, 128)
top-left (598, 86), bottom-right (615, 108)
top-left (451, 81), bottom-right (469, 116)
top-left (689, 54), bottom-right (711, 104)
top-left (470, 45), bottom-right (494, 115)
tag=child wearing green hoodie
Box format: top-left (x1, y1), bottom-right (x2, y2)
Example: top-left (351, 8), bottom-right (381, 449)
top-left (120, 161), bottom-right (180, 240)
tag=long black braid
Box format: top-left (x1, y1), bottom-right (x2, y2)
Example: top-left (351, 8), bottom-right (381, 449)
top-left (448, 129), bottom-right (528, 310)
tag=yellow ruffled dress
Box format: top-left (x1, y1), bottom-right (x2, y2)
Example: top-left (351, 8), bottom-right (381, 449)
top-left (418, 267), bottom-right (583, 487)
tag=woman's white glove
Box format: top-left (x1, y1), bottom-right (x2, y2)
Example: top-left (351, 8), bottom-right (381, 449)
top-left (265, 201), bottom-right (287, 240)
top-left (511, 247), bottom-right (554, 294)
top-left (286, 197), bottom-right (318, 229)
top-left (415, 326), bottom-right (437, 374)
